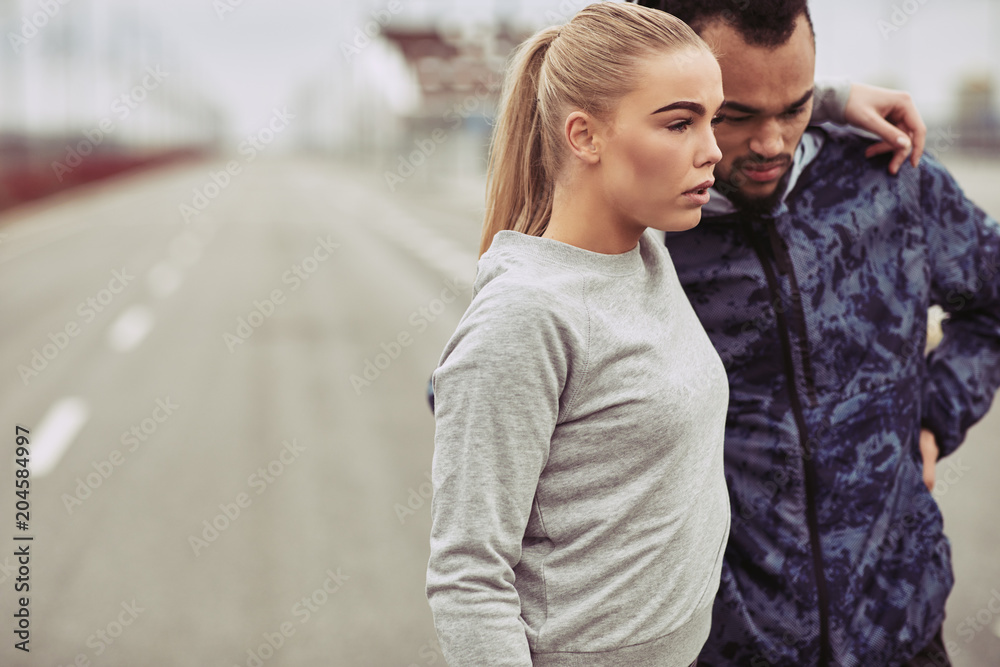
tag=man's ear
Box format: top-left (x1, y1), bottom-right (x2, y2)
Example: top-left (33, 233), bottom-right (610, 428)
top-left (564, 111), bottom-right (602, 165)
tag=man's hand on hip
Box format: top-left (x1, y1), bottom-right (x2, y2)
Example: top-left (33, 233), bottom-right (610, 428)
top-left (919, 428), bottom-right (939, 491)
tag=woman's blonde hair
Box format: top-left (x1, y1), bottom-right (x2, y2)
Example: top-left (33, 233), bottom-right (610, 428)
top-left (480, 2), bottom-right (709, 256)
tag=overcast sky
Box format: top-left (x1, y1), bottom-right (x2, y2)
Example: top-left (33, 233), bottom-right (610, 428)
top-left (1, 0), bottom-right (997, 138)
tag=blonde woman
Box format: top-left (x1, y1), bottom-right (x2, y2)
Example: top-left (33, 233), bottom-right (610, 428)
top-left (426, 4), bottom-right (729, 666)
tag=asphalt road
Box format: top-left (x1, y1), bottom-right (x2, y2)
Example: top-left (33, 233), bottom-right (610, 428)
top-left (0, 152), bottom-right (996, 666)
top-left (0, 156), bottom-right (481, 666)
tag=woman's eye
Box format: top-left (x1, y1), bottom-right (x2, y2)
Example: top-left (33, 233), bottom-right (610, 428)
top-left (711, 115), bottom-right (725, 127)
top-left (668, 119), bottom-right (693, 132)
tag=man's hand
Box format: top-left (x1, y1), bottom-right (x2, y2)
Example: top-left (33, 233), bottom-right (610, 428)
top-left (919, 428), bottom-right (939, 491)
top-left (845, 83), bottom-right (927, 175)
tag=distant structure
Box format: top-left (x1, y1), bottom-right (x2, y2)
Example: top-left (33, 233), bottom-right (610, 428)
top-left (378, 22), bottom-right (531, 179)
top-left (294, 11), bottom-right (534, 181)
top-left (955, 75), bottom-right (1000, 153)
top-left (381, 23), bottom-right (525, 116)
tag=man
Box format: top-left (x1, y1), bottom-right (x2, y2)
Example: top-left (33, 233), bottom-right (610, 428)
top-left (632, 1), bottom-right (1000, 665)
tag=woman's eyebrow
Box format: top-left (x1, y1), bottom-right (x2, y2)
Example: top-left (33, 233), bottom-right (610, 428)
top-left (650, 101), bottom-right (705, 116)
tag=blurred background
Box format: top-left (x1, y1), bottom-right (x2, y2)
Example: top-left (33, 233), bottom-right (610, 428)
top-left (0, 0), bottom-right (997, 665)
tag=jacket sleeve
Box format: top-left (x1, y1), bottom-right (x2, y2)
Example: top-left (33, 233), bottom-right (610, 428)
top-left (426, 283), bottom-right (568, 666)
top-left (920, 155), bottom-right (1000, 458)
top-left (810, 78), bottom-right (851, 125)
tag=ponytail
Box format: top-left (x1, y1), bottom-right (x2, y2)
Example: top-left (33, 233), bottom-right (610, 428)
top-left (480, 27), bottom-right (560, 257)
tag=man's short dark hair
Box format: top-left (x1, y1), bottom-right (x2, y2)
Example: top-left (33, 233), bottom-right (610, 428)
top-left (633, 0), bottom-right (814, 48)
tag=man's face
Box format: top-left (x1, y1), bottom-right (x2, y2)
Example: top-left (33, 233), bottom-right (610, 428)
top-left (700, 14), bottom-right (816, 208)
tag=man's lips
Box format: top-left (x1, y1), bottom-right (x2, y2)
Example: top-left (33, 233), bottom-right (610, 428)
top-left (738, 160), bottom-right (789, 183)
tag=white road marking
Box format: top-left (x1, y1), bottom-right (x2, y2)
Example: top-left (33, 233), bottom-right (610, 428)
top-left (107, 305), bottom-right (155, 352)
top-left (29, 397), bottom-right (90, 478)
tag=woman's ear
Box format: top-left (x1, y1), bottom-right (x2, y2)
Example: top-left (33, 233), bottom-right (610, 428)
top-left (564, 111), bottom-right (602, 165)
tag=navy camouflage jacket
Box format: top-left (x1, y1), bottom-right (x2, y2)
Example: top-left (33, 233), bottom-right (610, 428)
top-left (670, 127), bottom-right (1000, 666)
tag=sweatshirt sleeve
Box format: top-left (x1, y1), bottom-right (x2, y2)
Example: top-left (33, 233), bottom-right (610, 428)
top-left (920, 156), bottom-right (1000, 458)
top-left (811, 78), bottom-right (851, 126)
top-left (426, 283), bottom-right (572, 666)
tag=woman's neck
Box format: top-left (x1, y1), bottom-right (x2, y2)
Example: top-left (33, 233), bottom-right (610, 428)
top-left (542, 178), bottom-right (645, 255)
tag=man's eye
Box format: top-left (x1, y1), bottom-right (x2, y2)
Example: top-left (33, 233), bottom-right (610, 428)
top-left (783, 106), bottom-right (807, 118)
top-left (722, 114), bottom-right (751, 123)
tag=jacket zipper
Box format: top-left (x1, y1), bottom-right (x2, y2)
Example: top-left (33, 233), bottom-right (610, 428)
top-left (765, 221), bottom-right (819, 404)
top-left (744, 221), bottom-right (832, 667)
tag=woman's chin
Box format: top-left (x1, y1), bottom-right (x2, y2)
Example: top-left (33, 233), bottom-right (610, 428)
top-left (650, 210), bottom-right (704, 234)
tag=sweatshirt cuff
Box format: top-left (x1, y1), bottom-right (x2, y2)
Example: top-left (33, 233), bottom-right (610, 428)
top-left (811, 78), bottom-right (852, 126)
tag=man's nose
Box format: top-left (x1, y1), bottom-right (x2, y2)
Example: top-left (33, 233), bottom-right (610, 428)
top-left (749, 119), bottom-right (784, 159)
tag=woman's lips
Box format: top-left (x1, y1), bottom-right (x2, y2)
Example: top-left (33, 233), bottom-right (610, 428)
top-left (682, 189), bottom-right (711, 206)
top-left (682, 180), bottom-right (714, 206)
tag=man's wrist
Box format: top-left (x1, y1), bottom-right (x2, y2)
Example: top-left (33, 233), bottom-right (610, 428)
top-left (812, 78), bottom-right (852, 125)
top-left (919, 422), bottom-right (945, 461)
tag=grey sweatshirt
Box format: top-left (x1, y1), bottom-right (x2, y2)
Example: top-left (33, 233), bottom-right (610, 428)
top-left (426, 229), bottom-right (731, 667)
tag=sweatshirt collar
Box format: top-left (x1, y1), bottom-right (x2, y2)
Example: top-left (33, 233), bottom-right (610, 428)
top-left (486, 229), bottom-right (646, 276)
